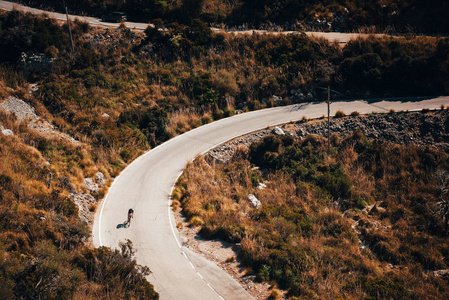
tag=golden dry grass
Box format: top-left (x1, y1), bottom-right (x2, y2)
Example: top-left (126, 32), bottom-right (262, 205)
top-left (166, 106), bottom-right (213, 136)
top-left (175, 129), bottom-right (449, 299)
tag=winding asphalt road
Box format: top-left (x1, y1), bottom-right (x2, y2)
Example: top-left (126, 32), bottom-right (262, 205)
top-left (0, 0), bottom-right (386, 43)
top-left (1, 2), bottom-right (447, 299)
top-left (92, 97), bottom-right (449, 300)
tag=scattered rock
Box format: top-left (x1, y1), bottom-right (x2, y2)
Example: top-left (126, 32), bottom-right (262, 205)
top-left (95, 172), bottom-right (106, 186)
top-left (84, 178), bottom-right (99, 193)
top-left (242, 275), bottom-right (256, 283)
top-left (248, 194), bottom-right (261, 209)
top-left (272, 95), bottom-right (283, 104)
top-left (29, 83), bottom-right (39, 94)
top-left (101, 113), bottom-right (110, 118)
top-left (28, 120), bottom-right (81, 145)
top-left (272, 126), bottom-right (285, 135)
top-left (432, 269), bottom-right (449, 277)
top-left (70, 192), bottom-right (95, 223)
top-left (207, 111), bottom-right (449, 164)
top-left (1, 128), bottom-right (13, 136)
top-left (0, 96), bottom-right (81, 145)
top-left (257, 182), bottom-right (267, 190)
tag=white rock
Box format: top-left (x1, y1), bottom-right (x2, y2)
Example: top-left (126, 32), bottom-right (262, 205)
top-left (95, 172), bottom-right (106, 186)
top-left (2, 129), bottom-right (13, 136)
top-left (248, 194), bottom-right (261, 209)
top-left (272, 126), bottom-right (285, 135)
top-left (70, 192), bottom-right (96, 223)
top-left (0, 96), bottom-right (38, 121)
top-left (257, 183), bottom-right (267, 190)
top-left (84, 178), bottom-right (99, 193)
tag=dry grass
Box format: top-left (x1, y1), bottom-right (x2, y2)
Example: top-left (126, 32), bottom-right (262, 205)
top-left (175, 129), bottom-right (449, 299)
top-left (166, 106), bottom-right (213, 136)
top-left (339, 145), bottom-right (375, 202)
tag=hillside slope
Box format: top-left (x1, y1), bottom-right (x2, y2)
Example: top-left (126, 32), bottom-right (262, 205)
top-left (13, 0), bottom-right (449, 33)
top-left (0, 8), bottom-right (448, 299)
top-left (177, 110), bottom-right (449, 299)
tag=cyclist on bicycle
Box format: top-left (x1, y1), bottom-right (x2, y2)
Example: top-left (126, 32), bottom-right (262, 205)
top-left (128, 208), bottom-right (134, 223)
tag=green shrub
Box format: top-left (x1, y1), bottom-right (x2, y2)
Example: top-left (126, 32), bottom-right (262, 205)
top-left (362, 277), bottom-right (411, 300)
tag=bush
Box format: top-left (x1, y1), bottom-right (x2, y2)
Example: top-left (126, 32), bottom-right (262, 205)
top-left (73, 241), bottom-right (158, 299)
top-left (334, 110), bottom-right (346, 118)
top-left (362, 277), bottom-right (410, 300)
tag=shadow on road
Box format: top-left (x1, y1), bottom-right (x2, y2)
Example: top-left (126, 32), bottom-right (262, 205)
top-left (116, 222), bottom-right (128, 229)
top-left (364, 96), bottom-right (438, 104)
top-left (280, 96), bottom-right (443, 113)
top-left (283, 103), bottom-right (309, 112)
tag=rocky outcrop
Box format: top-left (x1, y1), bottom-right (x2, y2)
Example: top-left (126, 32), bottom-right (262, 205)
top-left (70, 192), bottom-right (96, 223)
top-left (84, 178), bottom-right (99, 194)
top-left (71, 173), bottom-right (107, 223)
top-left (17, 52), bottom-right (55, 77)
top-left (95, 172), bottom-right (106, 186)
top-left (298, 111), bottom-right (449, 152)
top-left (207, 110), bottom-right (449, 163)
top-left (248, 194), bottom-right (261, 209)
top-left (0, 95), bottom-right (81, 145)
top-left (0, 96), bottom-right (38, 122)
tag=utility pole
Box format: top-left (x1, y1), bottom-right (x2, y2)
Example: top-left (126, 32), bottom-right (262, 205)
top-left (327, 85), bottom-right (331, 152)
top-left (62, 0), bottom-right (75, 52)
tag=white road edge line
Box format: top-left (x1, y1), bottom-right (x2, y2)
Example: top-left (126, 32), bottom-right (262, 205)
top-left (168, 172), bottom-right (184, 248)
top-left (97, 102), bottom-right (445, 298)
top-left (163, 105), bottom-right (440, 299)
top-left (169, 171), bottom-right (228, 299)
top-left (97, 158), bottom-right (135, 246)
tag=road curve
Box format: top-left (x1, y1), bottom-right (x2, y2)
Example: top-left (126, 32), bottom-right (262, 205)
top-left (92, 96), bottom-right (449, 300)
top-left (0, 0), bottom-right (386, 43)
top-left (0, 0), bottom-right (150, 30)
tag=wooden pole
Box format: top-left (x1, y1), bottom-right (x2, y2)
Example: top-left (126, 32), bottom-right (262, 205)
top-left (63, 0), bottom-right (75, 52)
top-left (327, 85), bottom-right (330, 152)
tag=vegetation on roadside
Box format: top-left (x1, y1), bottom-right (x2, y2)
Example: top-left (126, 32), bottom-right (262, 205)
top-left (0, 109), bottom-right (158, 298)
top-left (0, 11), bottom-right (159, 299)
top-left (16, 0), bottom-right (449, 33)
top-left (1, 8), bottom-right (449, 299)
top-left (2, 11), bottom-right (448, 163)
top-left (176, 119), bottom-right (449, 298)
